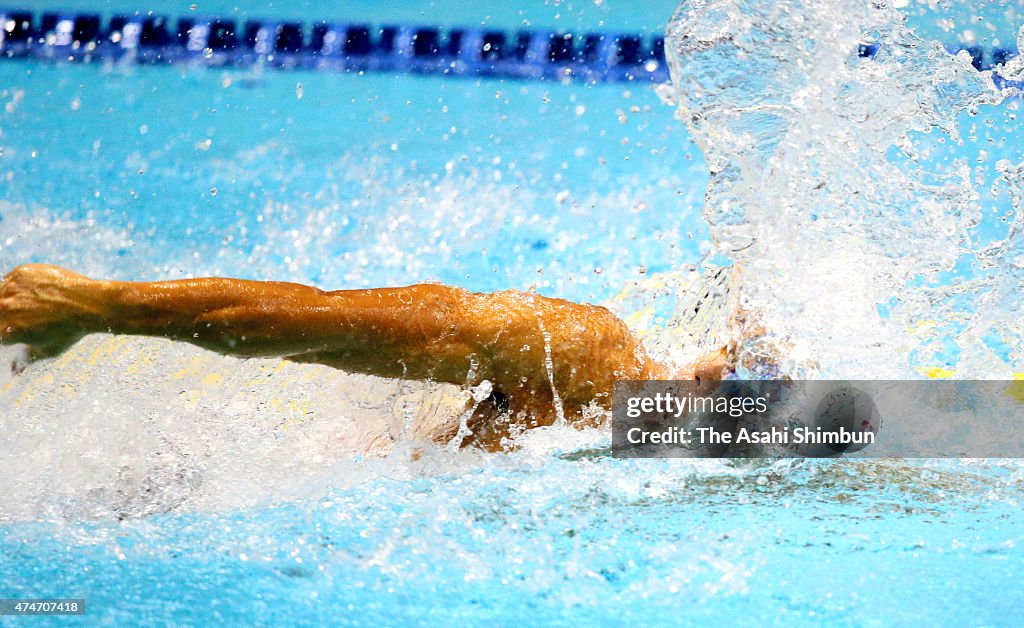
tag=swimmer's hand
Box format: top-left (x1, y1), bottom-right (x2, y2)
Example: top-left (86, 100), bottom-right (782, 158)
top-left (0, 264), bottom-right (100, 360)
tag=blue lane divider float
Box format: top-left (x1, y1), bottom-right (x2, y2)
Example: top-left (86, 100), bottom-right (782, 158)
top-left (0, 9), bottom-right (670, 83)
top-left (0, 9), bottom-right (1020, 86)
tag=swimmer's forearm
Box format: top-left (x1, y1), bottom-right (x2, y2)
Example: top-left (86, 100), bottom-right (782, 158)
top-left (93, 277), bottom-right (477, 364)
top-left (92, 276), bottom-right (330, 354)
top-left (0, 265), bottom-right (489, 383)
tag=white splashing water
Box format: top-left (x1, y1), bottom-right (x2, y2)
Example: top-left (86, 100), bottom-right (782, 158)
top-left (665, 0), bottom-right (1023, 379)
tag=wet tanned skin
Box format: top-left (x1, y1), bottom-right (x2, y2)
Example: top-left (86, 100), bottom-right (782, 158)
top-left (0, 264), bottom-right (728, 450)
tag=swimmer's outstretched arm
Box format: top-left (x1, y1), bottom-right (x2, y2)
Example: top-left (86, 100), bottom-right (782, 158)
top-left (0, 265), bottom-right (727, 424)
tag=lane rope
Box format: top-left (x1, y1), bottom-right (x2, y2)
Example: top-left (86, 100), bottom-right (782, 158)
top-left (0, 10), bottom-right (670, 83)
top-left (0, 10), bottom-right (1019, 86)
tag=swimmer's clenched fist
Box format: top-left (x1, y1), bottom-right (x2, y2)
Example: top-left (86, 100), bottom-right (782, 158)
top-left (0, 264), bottom-right (730, 449)
top-left (0, 265), bottom-right (100, 359)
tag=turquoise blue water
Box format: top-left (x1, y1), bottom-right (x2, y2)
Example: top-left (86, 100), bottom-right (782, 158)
top-left (2, 1), bottom-right (1024, 625)
top-left (0, 59), bottom-right (707, 299)
top-left (3, 460), bottom-right (1023, 624)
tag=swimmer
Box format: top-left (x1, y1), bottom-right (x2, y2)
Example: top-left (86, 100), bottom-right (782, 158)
top-left (0, 264), bottom-right (735, 450)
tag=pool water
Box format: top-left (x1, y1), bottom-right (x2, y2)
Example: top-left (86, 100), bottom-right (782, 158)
top-left (0, 59), bottom-right (708, 298)
top-left (4, 459), bottom-right (1024, 624)
top-left (2, 0), bottom-right (1024, 625)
